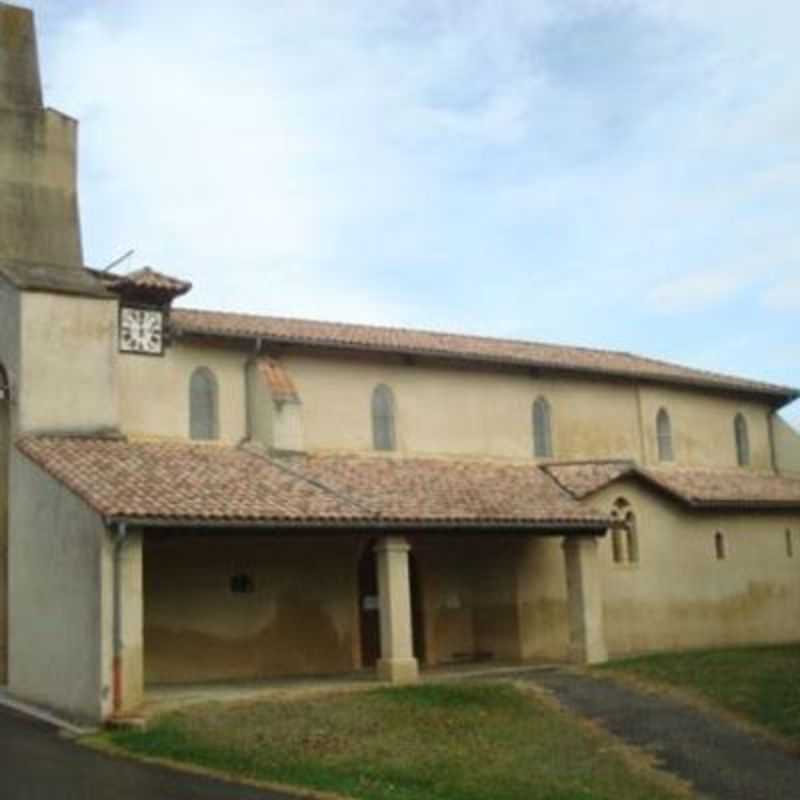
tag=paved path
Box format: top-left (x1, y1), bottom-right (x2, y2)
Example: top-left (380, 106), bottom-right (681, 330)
top-left (527, 670), bottom-right (800, 800)
top-left (0, 705), bottom-right (295, 800)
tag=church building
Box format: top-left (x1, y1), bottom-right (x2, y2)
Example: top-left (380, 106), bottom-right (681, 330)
top-left (1, 5), bottom-right (799, 723)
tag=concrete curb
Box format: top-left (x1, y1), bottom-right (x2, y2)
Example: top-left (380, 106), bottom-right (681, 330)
top-left (0, 689), bottom-right (96, 737)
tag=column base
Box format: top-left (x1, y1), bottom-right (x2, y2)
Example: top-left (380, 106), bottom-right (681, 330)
top-left (377, 657), bottom-right (419, 684)
top-left (569, 639), bottom-right (608, 665)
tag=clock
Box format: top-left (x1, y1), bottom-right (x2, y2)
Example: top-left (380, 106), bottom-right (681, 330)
top-left (119, 307), bottom-right (164, 355)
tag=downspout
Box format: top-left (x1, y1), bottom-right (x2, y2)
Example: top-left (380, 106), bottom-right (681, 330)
top-left (767, 409), bottom-right (779, 474)
top-left (635, 384), bottom-right (647, 465)
top-left (244, 337), bottom-right (264, 442)
top-left (111, 521), bottom-right (127, 715)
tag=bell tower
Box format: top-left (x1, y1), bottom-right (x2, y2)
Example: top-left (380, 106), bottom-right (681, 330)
top-left (0, 3), bottom-right (83, 267)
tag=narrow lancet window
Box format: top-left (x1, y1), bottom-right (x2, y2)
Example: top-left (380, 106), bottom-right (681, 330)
top-left (715, 531), bottom-right (726, 561)
top-left (372, 384), bottom-right (396, 451)
top-left (532, 396), bottom-right (553, 458)
top-left (734, 413), bottom-right (750, 467)
top-left (190, 367), bottom-right (219, 440)
top-left (656, 408), bottom-right (673, 462)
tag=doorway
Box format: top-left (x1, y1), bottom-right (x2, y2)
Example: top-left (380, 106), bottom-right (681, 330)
top-left (358, 541), bottom-right (425, 668)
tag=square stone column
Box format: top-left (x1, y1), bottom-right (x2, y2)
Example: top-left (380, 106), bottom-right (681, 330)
top-left (562, 535), bottom-right (608, 665)
top-left (375, 536), bottom-right (419, 684)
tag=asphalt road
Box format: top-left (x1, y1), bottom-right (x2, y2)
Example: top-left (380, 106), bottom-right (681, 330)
top-left (529, 670), bottom-right (800, 800)
top-left (0, 706), bottom-right (295, 800)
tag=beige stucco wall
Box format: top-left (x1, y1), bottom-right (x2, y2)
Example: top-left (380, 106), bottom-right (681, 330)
top-left (639, 385), bottom-right (773, 470)
top-left (411, 535), bottom-right (535, 665)
top-left (0, 281), bottom-right (18, 686)
top-left (588, 481), bottom-right (800, 656)
top-left (773, 414), bottom-right (800, 477)
top-left (143, 532), bottom-right (541, 682)
top-left (143, 534), bottom-right (362, 683)
top-left (286, 354), bottom-right (644, 461)
top-left (115, 338), bottom-right (787, 472)
top-left (8, 453), bottom-right (109, 722)
top-left (139, 500), bottom-right (800, 686)
top-left (18, 292), bottom-right (118, 433)
top-left (119, 342), bottom-right (247, 443)
top-left (517, 537), bottom-right (571, 662)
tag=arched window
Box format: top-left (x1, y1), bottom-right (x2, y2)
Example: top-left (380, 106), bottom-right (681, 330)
top-left (610, 498), bottom-right (639, 565)
top-left (734, 413), bottom-right (750, 467)
top-left (714, 531), bottom-right (726, 561)
top-left (786, 529), bottom-right (794, 559)
top-left (656, 408), bottom-right (673, 462)
top-left (371, 384), bottom-right (396, 451)
top-left (189, 367), bottom-right (218, 440)
top-left (532, 396), bottom-right (553, 458)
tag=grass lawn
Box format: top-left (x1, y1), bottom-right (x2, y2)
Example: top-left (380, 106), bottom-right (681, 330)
top-left (600, 643), bottom-right (800, 743)
top-left (99, 683), bottom-right (687, 800)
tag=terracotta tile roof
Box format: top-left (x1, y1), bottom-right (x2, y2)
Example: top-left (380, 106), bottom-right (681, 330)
top-left (544, 460), bottom-right (800, 509)
top-left (289, 453), bottom-right (604, 525)
top-left (112, 267), bottom-right (192, 298)
top-left (258, 358), bottom-right (300, 404)
top-left (17, 437), bottom-right (366, 524)
top-left (171, 308), bottom-right (797, 402)
top-left (16, 436), bottom-right (606, 529)
top-left (644, 466), bottom-right (800, 509)
top-left (544, 461), bottom-right (636, 500)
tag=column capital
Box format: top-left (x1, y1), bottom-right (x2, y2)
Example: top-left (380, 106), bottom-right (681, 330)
top-left (374, 535), bottom-right (411, 555)
top-left (562, 534), bottom-right (600, 551)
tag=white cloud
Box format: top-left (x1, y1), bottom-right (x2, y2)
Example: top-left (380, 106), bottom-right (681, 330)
top-left (646, 271), bottom-right (746, 313)
top-left (762, 278), bottom-right (800, 312)
top-left (16, 0), bottom-right (799, 393)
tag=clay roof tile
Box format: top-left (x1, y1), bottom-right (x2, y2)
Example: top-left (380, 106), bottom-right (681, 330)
top-left (17, 436), bottom-right (606, 529)
top-left (170, 308), bottom-right (798, 403)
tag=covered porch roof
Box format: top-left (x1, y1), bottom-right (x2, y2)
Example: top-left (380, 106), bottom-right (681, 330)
top-left (16, 435), bottom-right (608, 532)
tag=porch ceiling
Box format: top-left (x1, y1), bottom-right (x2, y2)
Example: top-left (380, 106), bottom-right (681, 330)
top-left (17, 435), bottom-right (608, 530)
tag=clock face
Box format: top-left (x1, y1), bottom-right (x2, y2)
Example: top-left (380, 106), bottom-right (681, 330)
top-left (119, 307), bottom-right (164, 355)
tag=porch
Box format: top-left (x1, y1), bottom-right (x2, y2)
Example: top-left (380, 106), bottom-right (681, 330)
top-left (114, 527), bottom-right (609, 716)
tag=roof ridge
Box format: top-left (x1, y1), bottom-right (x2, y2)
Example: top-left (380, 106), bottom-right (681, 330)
top-left (173, 306), bottom-right (661, 361)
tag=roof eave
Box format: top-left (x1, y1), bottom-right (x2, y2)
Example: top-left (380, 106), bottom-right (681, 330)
top-left (104, 515), bottom-right (609, 534)
top-left (688, 500), bottom-right (800, 512)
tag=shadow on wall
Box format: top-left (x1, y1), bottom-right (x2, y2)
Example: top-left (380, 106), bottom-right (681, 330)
top-left (144, 587), bottom-right (353, 684)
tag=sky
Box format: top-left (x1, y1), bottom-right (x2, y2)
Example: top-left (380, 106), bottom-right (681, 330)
top-left (23, 0), bottom-right (800, 423)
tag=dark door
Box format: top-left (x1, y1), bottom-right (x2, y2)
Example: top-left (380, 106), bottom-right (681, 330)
top-left (409, 554), bottom-right (425, 664)
top-left (358, 545), bottom-right (380, 667)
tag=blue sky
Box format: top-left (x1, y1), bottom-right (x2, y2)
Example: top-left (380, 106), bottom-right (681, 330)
top-left (24, 0), bottom-right (800, 423)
